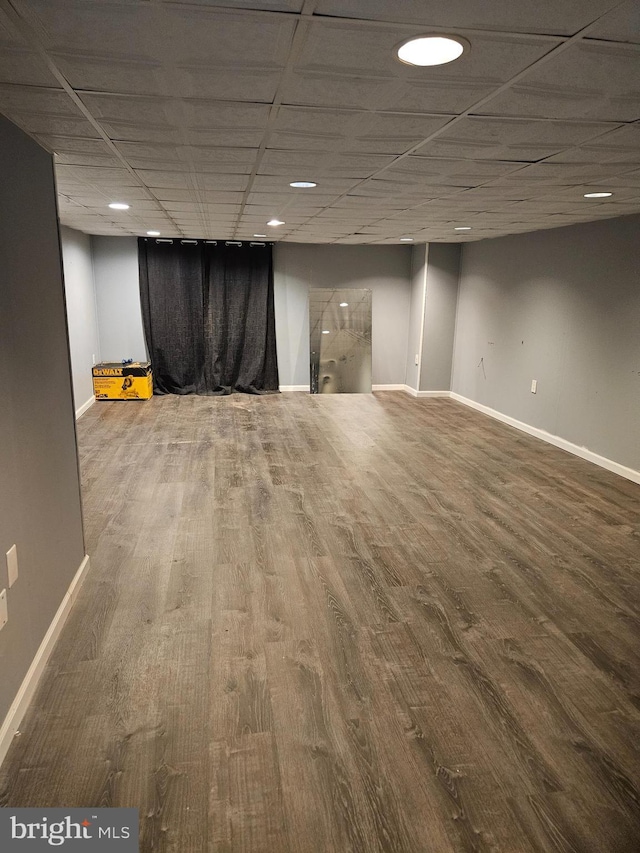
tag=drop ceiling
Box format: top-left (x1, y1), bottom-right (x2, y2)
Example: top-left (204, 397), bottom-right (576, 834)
top-left (1, 0), bottom-right (639, 243)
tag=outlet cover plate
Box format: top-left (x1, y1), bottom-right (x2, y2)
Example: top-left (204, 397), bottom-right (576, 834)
top-left (7, 544), bottom-right (18, 587)
top-left (0, 589), bottom-right (7, 631)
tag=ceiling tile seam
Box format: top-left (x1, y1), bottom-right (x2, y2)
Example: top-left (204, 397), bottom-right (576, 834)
top-left (293, 158), bottom-right (639, 232)
top-left (54, 94), bottom-right (633, 129)
top-left (8, 3), bottom-right (634, 240)
top-left (153, 2), bottom-right (579, 44)
top-left (146, 35), bottom-right (216, 237)
top-left (582, 37), bottom-right (640, 51)
top-left (233, 0), bottom-right (326, 238)
top-left (357, 156), bottom-right (638, 234)
top-left (284, 0), bottom-right (632, 240)
top-left (358, 170), bottom-right (636, 236)
top-left (71, 90), bottom-right (273, 107)
top-left (57, 191), bottom-right (154, 229)
top-left (462, 114), bottom-right (631, 127)
top-left (1, 0), bottom-right (185, 236)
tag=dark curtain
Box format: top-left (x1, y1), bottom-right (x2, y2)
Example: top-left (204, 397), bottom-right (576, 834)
top-left (138, 239), bottom-right (279, 395)
top-left (204, 243), bottom-right (279, 395)
top-left (139, 240), bottom-right (205, 395)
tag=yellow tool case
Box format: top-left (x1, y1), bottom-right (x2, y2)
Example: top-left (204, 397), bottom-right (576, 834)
top-left (92, 362), bottom-right (153, 400)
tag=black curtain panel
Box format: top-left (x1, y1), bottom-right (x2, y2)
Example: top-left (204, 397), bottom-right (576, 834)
top-left (203, 242), bottom-right (279, 395)
top-left (138, 238), bottom-right (279, 396)
top-left (138, 239), bottom-right (205, 395)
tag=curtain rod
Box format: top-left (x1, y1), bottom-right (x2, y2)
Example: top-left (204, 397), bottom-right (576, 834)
top-left (147, 238), bottom-right (272, 247)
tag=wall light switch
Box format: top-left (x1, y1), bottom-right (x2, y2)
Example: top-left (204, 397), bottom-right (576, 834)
top-left (0, 589), bottom-right (7, 631)
top-left (7, 544), bottom-right (18, 587)
top-left (531, 379), bottom-right (537, 394)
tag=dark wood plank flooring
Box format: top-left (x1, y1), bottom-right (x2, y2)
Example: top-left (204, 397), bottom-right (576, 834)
top-left (1, 393), bottom-right (639, 852)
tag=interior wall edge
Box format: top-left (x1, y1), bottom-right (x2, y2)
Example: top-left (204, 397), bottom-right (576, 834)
top-left (0, 554), bottom-right (91, 770)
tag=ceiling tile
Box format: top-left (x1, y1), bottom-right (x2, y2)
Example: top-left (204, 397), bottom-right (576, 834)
top-left (2, 0), bottom-right (638, 241)
top-left (261, 149), bottom-right (397, 177)
top-left (313, 0), bottom-right (617, 36)
top-left (0, 83), bottom-right (75, 115)
top-left (282, 20), bottom-right (559, 112)
top-left (270, 107), bottom-right (453, 154)
top-left (586, 1), bottom-right (640, 45)
top-left (168, 1), bottom-right (304, 9)
top-left (482, 42), bottom-right (640, 122)
top-left (0, 47), bottom-right (58, 86)
top-left (28, 2), bottom-right (296, 66)
top-left (416, 116), bottom-right (621, 161)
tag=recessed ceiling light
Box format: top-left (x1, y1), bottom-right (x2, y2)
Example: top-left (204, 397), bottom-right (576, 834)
top-left (396, 35), bottom-right (468, 67)
top-left (322, 330), bottom-right (330, 334)
top-left (583, 191), bottom-right (613, 198)
top-left (253, 233), bottom-right (267, 238)
top-left (147, 230), bottom-right (160, 236)
top-left (267, 219), bottom-right (285, 226)
top-left (290, 181), bottom-right (317, 188)
top-left (400, 237), bottom-right (414, 242)
top-left (339, 302), bottom-right (349, 307)
top-left (454, 226), bottom-right (472, 231)
top-left (108, 202), bottom-right (130, 210)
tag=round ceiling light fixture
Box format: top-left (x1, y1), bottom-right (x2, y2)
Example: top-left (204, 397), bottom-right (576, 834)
top-left (583, 191), bottom-right (613, 198)
top-left (267, 218), bottom-right (285, 226)
top-left (147, 230), bottom-right (160, 236)
top-left (339, 302), bottom-right (349, 307)
top-left (454, 226), bottom-right (472, 231)
top-left (108, 202), bottom-right (130, 210)
top-left (322, 330), bottom-right (330, 334)
top-left (396, 34), bottom-right (468, 67)
top-left (253, 233), bottom-right (267, 238)
top-left (290, 181), bottom-right (317, 188)
top-left (400, 237), bottom-right (414, 242)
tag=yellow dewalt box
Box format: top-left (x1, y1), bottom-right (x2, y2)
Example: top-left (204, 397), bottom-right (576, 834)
top-left (92, 362), bottom-right (153, 401)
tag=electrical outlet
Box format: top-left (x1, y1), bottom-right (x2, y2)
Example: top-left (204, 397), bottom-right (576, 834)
top-left (0, 589), bottom-right (7, 631)
top-left (414, 354), bottom-right (419, 366)
top-left (6, 544), bottom-right (18, 587)
top-left (531, 379), bottom-right (537, 394)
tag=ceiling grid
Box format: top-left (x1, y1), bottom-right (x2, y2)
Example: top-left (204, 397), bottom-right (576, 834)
top-left (0, 0), bottom-right (637, 242)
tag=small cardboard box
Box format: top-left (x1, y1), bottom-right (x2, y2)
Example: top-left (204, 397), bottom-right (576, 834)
top-left (92, 362), bottom-right (153, 400)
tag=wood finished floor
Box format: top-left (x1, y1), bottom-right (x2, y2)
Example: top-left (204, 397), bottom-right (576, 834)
top-left (1, 393), bottom-right (639, 852)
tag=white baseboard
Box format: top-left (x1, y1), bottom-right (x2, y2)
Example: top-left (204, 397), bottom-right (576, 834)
top-left (451, 393), bottom-right (640, 486)
top-left (75, 395), bottom-right (95, 420)
top-left (279, 385), bottom-right (309, 392)
top-left (373, 385), bottom-right (450, 395)
top-left (403, 386), bottom-right (451, 398)
top-left (0, 554), bottom-right (91, 769)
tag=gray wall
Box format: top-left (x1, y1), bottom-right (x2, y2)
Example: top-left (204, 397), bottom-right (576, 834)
top-left (60, 226), bottom-right (100, 413)
top-left (0, 116), bottom-right (86, 726)
top-left (420, 243), bottom-right (460, 392)
top-left (273, 242), bottom-right (311, 387)
top-left (89, 239), bottom-right (413, 388)
top-left (452, 214), bottom-right (640, 471)
top-left (405, 244), bottom-right (427, 391)
top-left (275, 243), bottom-right (413, 387)
top-left (92, 236), bottom-right (147, 362)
